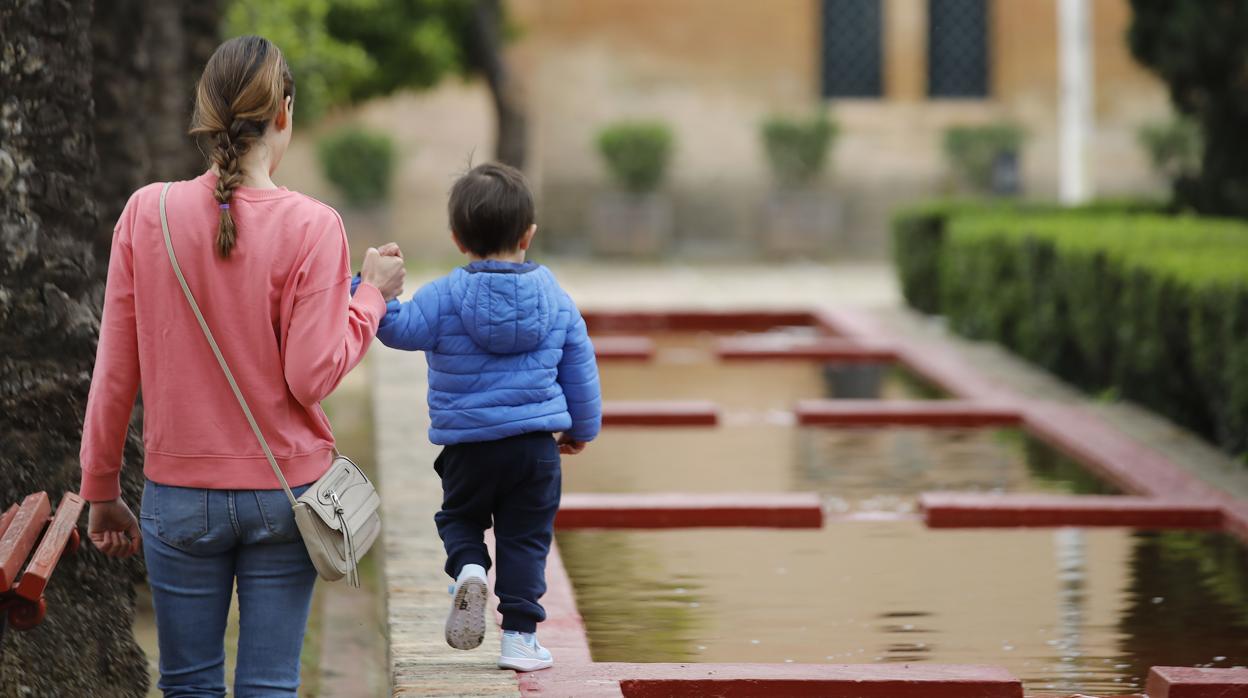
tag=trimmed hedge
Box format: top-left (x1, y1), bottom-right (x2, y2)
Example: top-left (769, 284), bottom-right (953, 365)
top-left (893, 202), bottom-right (1248, 459)
top-left (889, 200), bottom-right (1157, 314)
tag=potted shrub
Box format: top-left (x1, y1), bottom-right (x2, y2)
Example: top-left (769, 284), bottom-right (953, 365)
top-left (590, 121), bottom-right (674, 257)
top-left (942, 122), bottom-right (1025, 196)
top-left (317, 125), bottom-right (397, 250)
top-left (759, 112), bottom-right (841, 257)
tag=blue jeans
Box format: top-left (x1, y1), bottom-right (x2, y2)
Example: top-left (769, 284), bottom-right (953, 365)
top-left (140, 479), bottom-right (317, 698)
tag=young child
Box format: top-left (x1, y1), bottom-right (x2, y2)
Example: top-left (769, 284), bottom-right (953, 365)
top-left (359, 163), bottom-right (601, 672)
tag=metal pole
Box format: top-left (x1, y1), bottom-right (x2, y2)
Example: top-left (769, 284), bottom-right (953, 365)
top-left (1058, 0), bottom-right (1094, 205)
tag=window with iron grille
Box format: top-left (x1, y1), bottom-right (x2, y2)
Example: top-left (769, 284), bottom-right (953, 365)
top-left (928, 0), bottom-right (990, 97)
top-left (820, 0), bottom-right (883, 98)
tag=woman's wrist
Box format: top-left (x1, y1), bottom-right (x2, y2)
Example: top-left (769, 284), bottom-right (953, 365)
top-left (80, 469), bottom-right (122, 503)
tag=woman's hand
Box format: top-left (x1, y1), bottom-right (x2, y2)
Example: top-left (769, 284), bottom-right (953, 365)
top-left (361, 246), bottom-right (406, 301)
top-left (87, 499), bottom-right (142, 558)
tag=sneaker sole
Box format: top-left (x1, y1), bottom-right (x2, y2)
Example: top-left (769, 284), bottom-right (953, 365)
top-left (445, 576), bottom-right (487, 650)
top-left (497, 656), bottom-right (553, 672)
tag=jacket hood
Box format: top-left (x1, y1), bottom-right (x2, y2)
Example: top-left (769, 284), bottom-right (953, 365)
top-left (448, 261), bottom-right (560, 354)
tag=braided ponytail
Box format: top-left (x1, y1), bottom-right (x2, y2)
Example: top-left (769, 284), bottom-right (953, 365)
top-left (190, 36), bottom-right (295, 258)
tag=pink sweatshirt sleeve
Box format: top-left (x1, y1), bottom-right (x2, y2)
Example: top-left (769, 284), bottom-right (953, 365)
top-left (282, 221), bottom-right (387, 407)
top-left (80, 210), bottom-right (141, 502)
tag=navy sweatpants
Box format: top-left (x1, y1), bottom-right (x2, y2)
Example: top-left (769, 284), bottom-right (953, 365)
top-left (433, 431), bottom-right (562, 633)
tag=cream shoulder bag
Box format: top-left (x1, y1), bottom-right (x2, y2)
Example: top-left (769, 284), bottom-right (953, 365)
top-left (159, 182), bottom-right (380, 587)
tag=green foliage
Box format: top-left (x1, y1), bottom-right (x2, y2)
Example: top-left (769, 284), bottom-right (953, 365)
top-left (917, 206), bottom-right (1248, 457)
top-left (760, 112), bottom-right (839, 188)
top-left (890, 199), bottom-right (1165, 315)
top-left (1128, 1), bottom-right (1248, 217)
top-left (1138, 116), bottom-right (1202, 184)
top-left (224, 0), bottom-right (476, 122)
top-left (595, 121), bottom-right (674, 193)
top-left (316, 126), bottom-right (397, 206)
top-left (942, 122), bottom-right (1025, 193)
top-left (225, 0), bottom-right (374, 122)
top-left (890, 204), bottom-right (954, 314)
top-left (324, 0), bottom-right (475, 101)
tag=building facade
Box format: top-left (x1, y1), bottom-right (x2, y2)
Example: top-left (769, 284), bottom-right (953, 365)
top-left (509, 0), bottom-right (1171, 257)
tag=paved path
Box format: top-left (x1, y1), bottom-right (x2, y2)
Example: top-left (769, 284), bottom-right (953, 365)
top-left (371, 347), bottom-right (518, 696)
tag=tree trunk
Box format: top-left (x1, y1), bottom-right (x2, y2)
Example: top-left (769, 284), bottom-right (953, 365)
top-left (0, 0), bottom-right (218, 691)
top-left (0, 0), bottom-right (149, 695)
top-left (92, 0), bottom-right (152, 254)
top-left (469, 0), bottom-right (528, 169)
top-left (143, 0), bottom-right (221, 183)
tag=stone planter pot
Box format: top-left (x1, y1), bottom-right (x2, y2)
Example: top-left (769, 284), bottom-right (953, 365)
top-left (823, 364), bottom-right (884, 399)
top-left (761, 189), bottom-right (843, 258)
top-left (588, 191), bottom-right (674, 258)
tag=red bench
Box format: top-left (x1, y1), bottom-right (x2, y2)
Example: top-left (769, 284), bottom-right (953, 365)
top-left (0, 492), bottom-right (84, 634)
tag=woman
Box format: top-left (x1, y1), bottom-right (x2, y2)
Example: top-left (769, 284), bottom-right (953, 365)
top-left (79, 36), bottom-right (405, 697)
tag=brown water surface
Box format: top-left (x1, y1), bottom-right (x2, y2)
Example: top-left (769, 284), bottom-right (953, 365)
top-left (562, 327), bottom-right (1231, 696)
top-left (558, 525), bottom-right (1248, 696)
top-left (598, 331), bottom-right (939, 410)
top-left (566, 427), bottom-right (1115, 511)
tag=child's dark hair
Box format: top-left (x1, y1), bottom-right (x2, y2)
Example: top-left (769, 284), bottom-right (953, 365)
top-left (448, 163), bottom-right (535, 258)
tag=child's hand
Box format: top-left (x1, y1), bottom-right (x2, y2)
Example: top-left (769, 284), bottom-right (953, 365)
top-left (378, 242), bottom-right (404, 259)
top-left (557, 433), bottom-right (587, 455)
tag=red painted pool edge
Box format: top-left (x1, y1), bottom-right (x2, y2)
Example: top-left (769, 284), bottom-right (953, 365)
top-left (1146, 666), bottom-right (1248, 697)
top-left (556, 493), bottom-right (823, 529)
top-left (920, 492), bottom-right (1223, 529)
top-left (584, 309), bottom-right (817, 334)
top-left (602, 401), bottom-right (719, 427)
top-left (613, 663), bottom-right (1024, 698)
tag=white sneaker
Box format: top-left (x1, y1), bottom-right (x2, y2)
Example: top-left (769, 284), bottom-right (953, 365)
top-left (445, 564), bottom-right (488, 650)
top-left (498, 630), bottom-right (553, 672)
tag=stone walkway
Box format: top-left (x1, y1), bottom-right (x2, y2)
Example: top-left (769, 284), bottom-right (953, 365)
top-left (371, 347), bottom-right (518, 696)
top-left (373, 262), bottom-right (1247, 696)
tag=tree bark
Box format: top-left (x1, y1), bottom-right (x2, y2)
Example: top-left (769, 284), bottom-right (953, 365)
top-left (469, 0), bottom-right (528, 169)
top-left (0, 0), bottom-right (218, 692)
top-left (143, 0), bottom-right (221, 183)
top-left (92, 0), bottom-right (152, 255)
top-left (0, 0), bottom-right (149, 694)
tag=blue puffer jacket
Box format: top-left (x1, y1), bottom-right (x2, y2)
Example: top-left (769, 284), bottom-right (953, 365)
top-left (358, 260), bottom-right (601, 446)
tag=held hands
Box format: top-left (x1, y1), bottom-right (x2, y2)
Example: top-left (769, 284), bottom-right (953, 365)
top-left (87, 499), bottom-right (142, 558)
top-left (361, 243), bottom-right (406, 301)
top-left (558, 433), bottom-right (587, 455)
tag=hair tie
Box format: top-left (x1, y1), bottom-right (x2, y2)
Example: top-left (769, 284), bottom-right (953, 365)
top-left (219, 203), bottom-right (230, 210)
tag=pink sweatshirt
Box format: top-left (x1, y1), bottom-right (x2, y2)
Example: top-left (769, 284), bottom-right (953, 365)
top-left (79, 172), bottom-right (387, 501)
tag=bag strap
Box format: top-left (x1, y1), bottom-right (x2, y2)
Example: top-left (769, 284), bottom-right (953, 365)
top-left (159, 182), bottom-right (299, 507)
